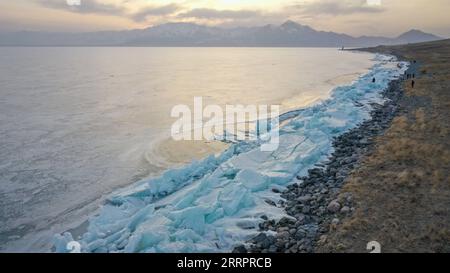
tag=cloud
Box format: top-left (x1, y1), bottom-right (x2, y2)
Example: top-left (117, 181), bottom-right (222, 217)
top-left (177, 8), bottom-right (263, 20)
top-left (131, 4), bottom-right (181, 22)
top-left (36, 0), bottom-right (126, 16)
top-left (292, 0), bottom-right (385, 16)
top-left (32, 0), bottom-right (386, 28)
top-left (35, 0), bottom-right (181, 22)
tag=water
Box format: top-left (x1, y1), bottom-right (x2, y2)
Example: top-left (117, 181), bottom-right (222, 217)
top-left (0, 47), bottom-right (375, 252)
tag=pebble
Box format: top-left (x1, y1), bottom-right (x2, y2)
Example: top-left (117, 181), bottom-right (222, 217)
top-left (331, 218), bottom-right (340, 225)
top-left (233, 245), bottom-right (247, 253)
top-left (327, 200), bottom-right (341, 213)
top-left (340, 206), bottom-right (351, 214)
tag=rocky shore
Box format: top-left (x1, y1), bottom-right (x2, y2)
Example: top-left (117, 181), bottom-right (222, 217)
top-left (317, 40), bottom-right (450, 253)
top-left (234, 69), bottom-right (408, 254)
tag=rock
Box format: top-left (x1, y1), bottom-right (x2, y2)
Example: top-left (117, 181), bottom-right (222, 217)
top-left (252, 233), bottom-right (267, 244)
top-left (295, 229), bottom-right (306, 240)
top-left (275, 239), bottom-right (286, 248)
top-left (278, 225), bottom-right (289, 231)
top-left (296, 175), bottom-right (306, 181)
top-left (302, 206), bottom-right (311, 214)
top-left (327, 200), bottom-right (341, 213)
top-left (268, 245), bottom-right (277, 253)
top-left (233, 245), bottom-right (247, 253)
top-left (277, 231), bottom-right (290, 240)
top-left (340, 192), bottom-right (352, 200)
top-left (346, 195), bottom-right (353, 203)
top-left (290, 247), bottom-right (298, 254)
top-left (297, 194), bottom-right (312, 204)
top-left (278, 217), bottom-right (296, 226)
top-left (295, 213), bottom-right (305, 222)
top-left (261, 238), bottom-right (271, 249)
top-left (340, 206), bottom-right (351, 214)
top-left (318, 235), bottom-right (328, 244)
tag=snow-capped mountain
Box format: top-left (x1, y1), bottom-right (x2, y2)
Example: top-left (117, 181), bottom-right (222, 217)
top-left (0, 21), bottom-right (443, 47)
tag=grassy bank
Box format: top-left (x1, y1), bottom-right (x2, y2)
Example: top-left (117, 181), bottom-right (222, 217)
top-left (318, 39), bottom-right (450, 253)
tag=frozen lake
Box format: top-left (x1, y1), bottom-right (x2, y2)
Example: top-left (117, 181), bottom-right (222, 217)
top-left (0, 47), bottom-right (375, 252)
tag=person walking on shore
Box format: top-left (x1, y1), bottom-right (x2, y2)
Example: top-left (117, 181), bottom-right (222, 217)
top-left (412, 80), bottom-right (415, 88)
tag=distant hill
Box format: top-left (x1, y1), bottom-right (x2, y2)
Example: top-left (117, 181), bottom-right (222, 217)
top-left (395, 29), bottom-right (443, 44)
top-left (0, 21), bottom-right (444, 47)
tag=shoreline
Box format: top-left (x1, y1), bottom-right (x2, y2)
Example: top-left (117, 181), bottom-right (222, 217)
top-left (318, 40), bottom-right (450, 253)
top-left (237, 39), bottom-right (450, 253)
top-left (234, 66), bottom-right (409, 253)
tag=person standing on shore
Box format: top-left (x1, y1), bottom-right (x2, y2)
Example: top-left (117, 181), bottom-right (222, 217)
top-left (412, 80), bottom-right (415, 88)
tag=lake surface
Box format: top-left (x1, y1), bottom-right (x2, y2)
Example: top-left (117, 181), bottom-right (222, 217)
top-left (0, 47), bottom-right (374, 252)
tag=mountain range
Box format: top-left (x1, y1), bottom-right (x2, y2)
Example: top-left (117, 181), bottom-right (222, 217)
top-left (0, 21), bottom-right (443, 47)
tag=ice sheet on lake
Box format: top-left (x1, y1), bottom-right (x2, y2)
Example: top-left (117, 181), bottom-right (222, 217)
top-left (54, 54), bottom-right (408, 253)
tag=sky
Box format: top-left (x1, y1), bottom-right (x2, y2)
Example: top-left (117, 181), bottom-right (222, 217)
top-left (0, 0), bottom-right (449, 37)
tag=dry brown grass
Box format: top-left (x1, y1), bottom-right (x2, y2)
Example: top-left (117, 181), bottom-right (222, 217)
top-left (318, 40), bottom-right (450, 253)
